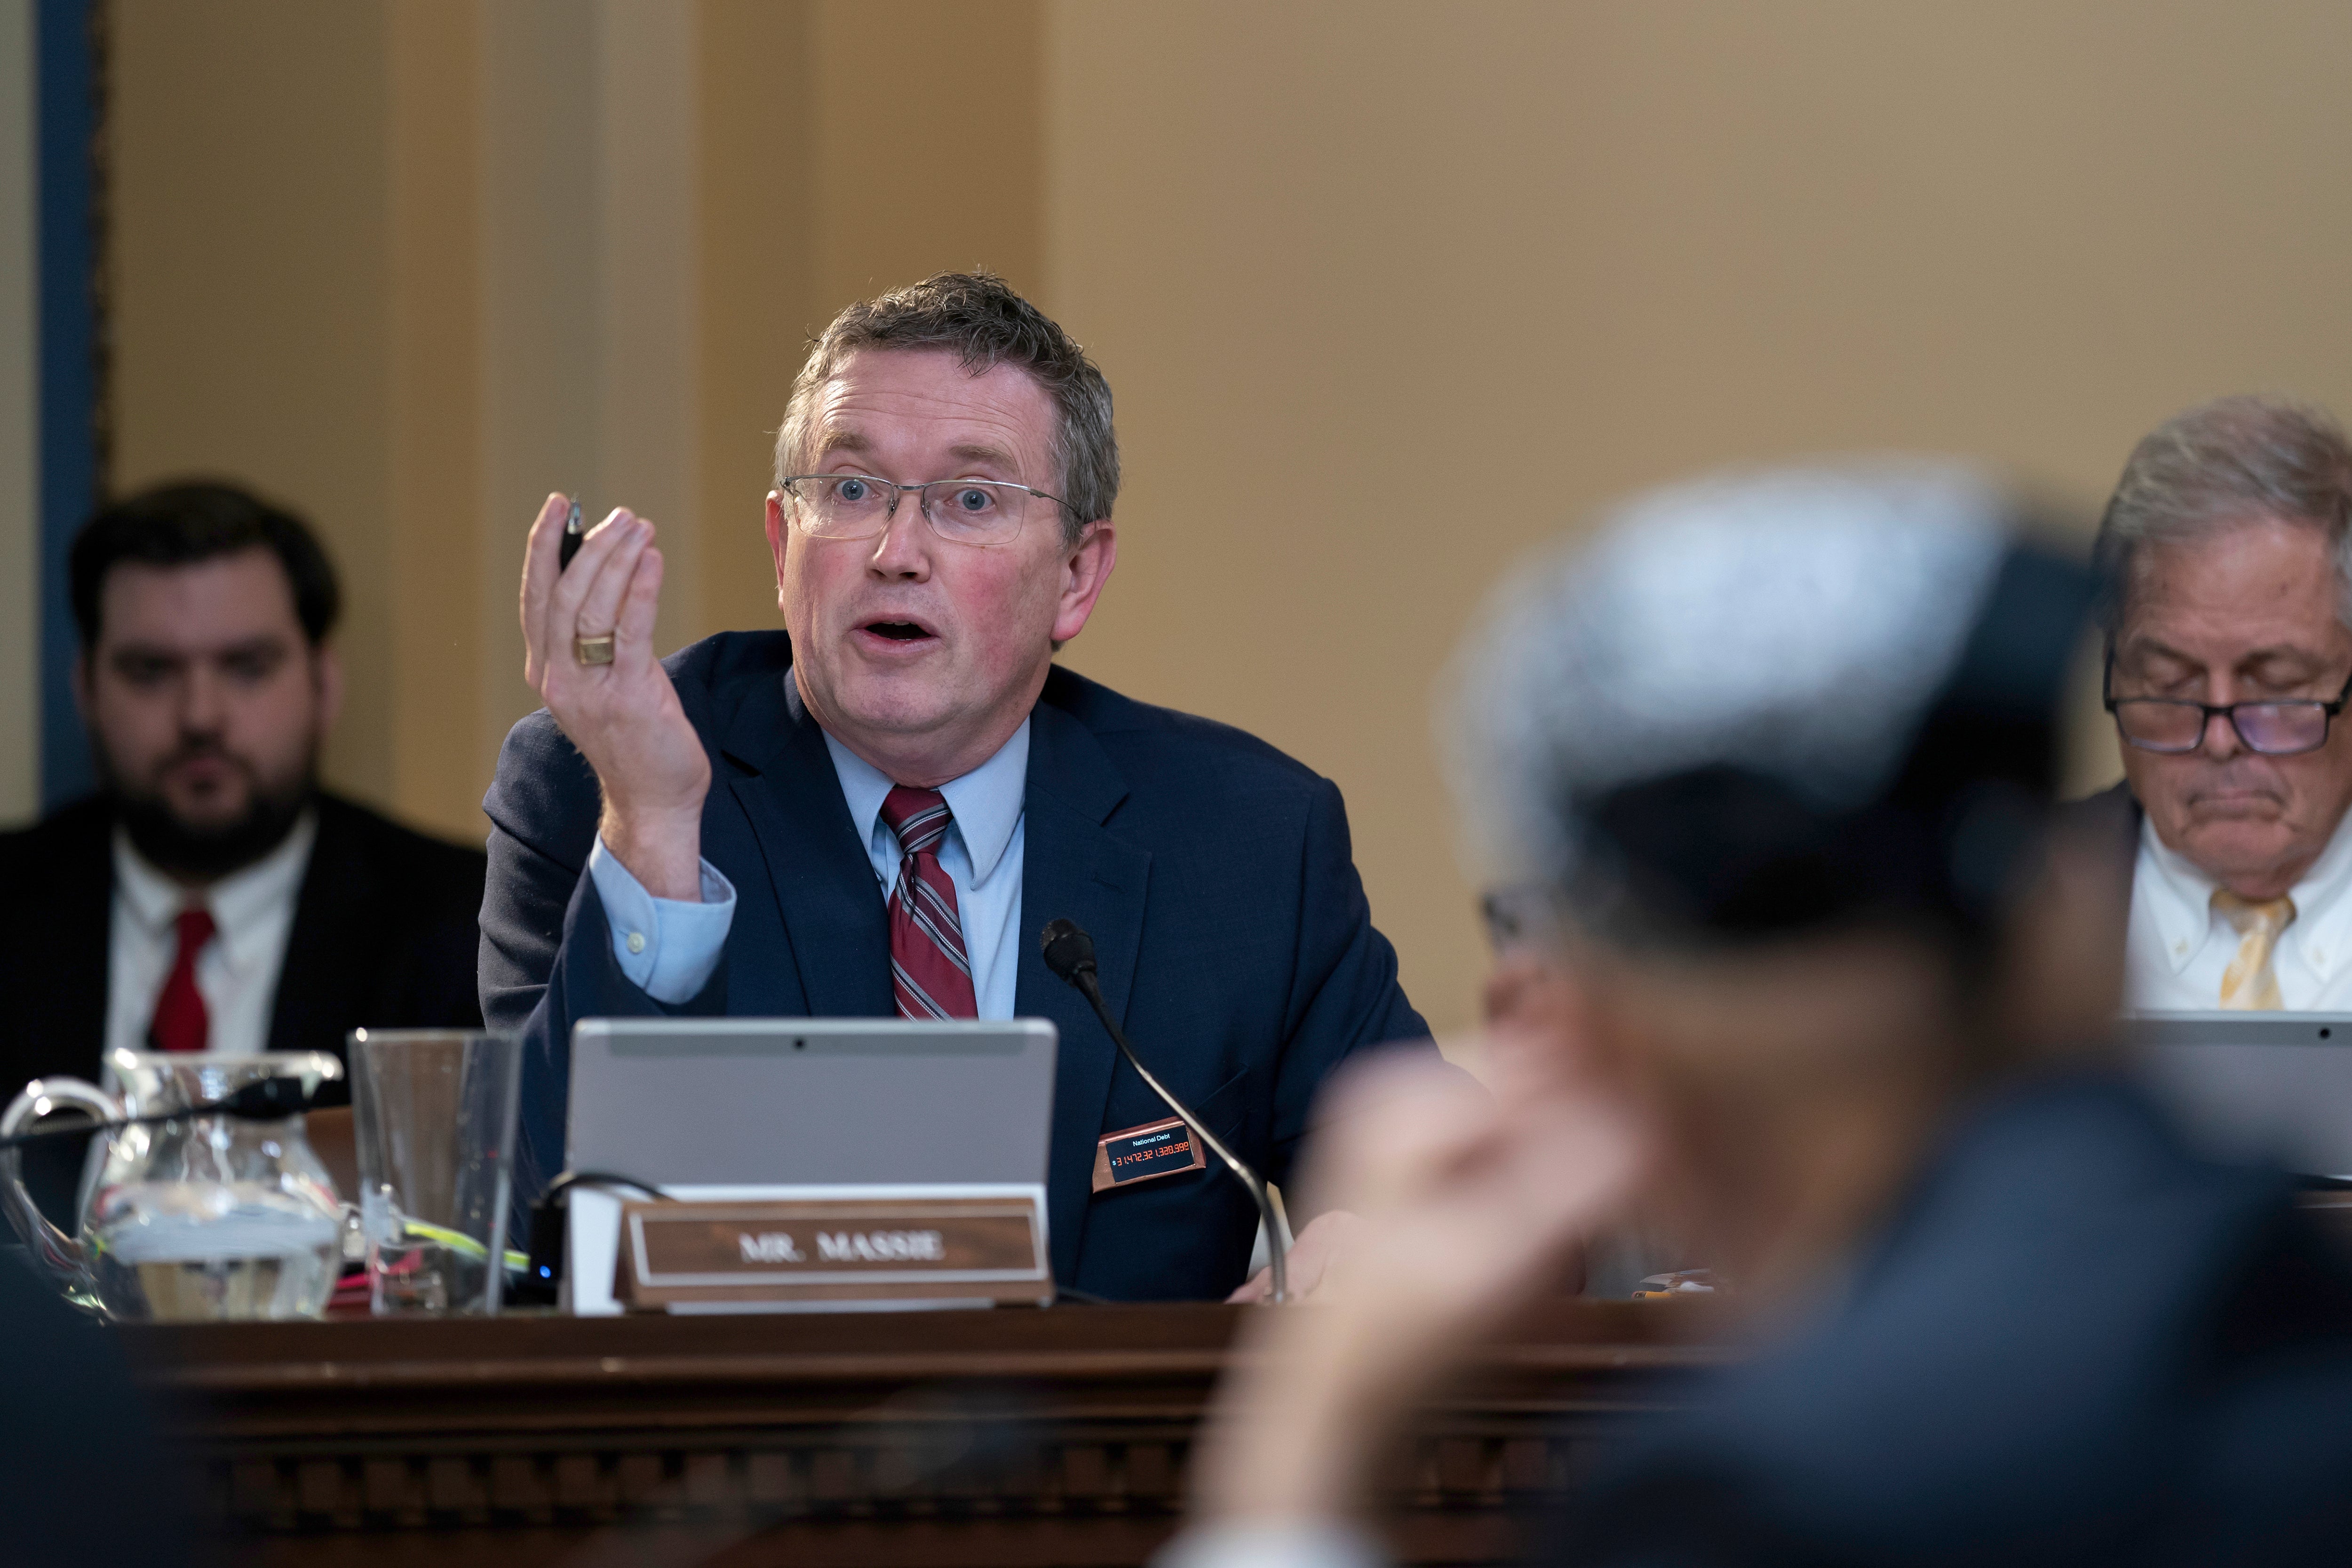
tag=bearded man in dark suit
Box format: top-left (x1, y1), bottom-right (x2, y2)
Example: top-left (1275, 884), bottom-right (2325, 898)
top-left (0, 483), bottom-right (485, 1220)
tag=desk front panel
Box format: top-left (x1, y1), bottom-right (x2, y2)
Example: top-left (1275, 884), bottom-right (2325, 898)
top-left (122, 1302), bottom-right (1722, 1567)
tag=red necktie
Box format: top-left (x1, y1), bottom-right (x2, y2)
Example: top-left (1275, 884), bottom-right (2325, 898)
top-left (881, 787), bottom-right (978, 1019)
top-left (150, 907), bottom-right (218, 1053)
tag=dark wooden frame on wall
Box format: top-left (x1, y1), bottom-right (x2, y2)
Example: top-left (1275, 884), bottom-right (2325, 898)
top-left (122, 1301), bottom-right (1723, 1568)
top-left (34, 0), bottom-right (108, 810)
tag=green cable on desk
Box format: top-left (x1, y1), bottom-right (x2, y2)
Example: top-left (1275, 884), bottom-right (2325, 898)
top-left (393, 1218), bottom-right (531, 1274)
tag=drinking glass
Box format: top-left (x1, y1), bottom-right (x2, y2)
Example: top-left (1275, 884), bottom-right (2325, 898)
top-left (349, 1030), bottom-right (524, 1315)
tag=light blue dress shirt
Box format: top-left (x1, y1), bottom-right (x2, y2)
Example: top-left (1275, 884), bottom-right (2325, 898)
top-left (586, 685), bottom-right (1030, 1016)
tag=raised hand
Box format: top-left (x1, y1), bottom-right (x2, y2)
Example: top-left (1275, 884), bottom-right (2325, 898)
top-left (1190, 1046), bottom-right (1646, 1521)
top-left (518, 493), bottom-right (710, 898)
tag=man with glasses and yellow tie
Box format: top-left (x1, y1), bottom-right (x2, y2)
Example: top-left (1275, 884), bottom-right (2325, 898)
top-left (2093, 394), bottom-right (2352, 1011)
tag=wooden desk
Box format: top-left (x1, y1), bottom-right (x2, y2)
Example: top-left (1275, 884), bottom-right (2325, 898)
top-left (122, 1302), bottom-right (1721, 1568)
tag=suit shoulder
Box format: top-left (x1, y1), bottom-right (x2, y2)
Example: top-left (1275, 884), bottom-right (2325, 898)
top-left (1041, 665), bottom-right (1329, 796)
top-left (315, 794), bottom-right (486, 893)
top-left (2055, 781), bottom-right (2140, 876)
top-left (0, 796), bottom-right (114, 874)
top-left (499, 630), bottom-right (793, 756)
top-left (488, 631), bottom-right (794, 861)
top-left (1678, 1085), bottom-right (2283, 1484)
top-left (2057, 780), bottom-right (2137, 820)
top-left (660, 629), bottom-right (795, 707)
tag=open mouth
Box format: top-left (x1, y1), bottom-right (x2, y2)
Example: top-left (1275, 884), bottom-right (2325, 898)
top-left (858, 617), bottom-right (938, 646)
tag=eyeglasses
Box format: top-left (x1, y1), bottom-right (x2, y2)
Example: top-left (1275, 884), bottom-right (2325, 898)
top-left (779, 472), bottom-right (1069, 548)
top-left (2103, 661), bottom-right (2352, 756)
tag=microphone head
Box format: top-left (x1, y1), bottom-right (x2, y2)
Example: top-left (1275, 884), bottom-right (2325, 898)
top-left (1039, 918), bottom-right (1098, 985)
top-left (216, 1077), bottom-right (316, 1121)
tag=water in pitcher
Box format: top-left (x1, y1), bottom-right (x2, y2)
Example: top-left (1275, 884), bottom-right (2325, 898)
top-left (89, 1181), bottom-right (342, 1321)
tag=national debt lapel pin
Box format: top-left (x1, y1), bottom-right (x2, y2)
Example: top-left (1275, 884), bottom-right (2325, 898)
top-left (1091, 1116), bottom-right (1209, 1192)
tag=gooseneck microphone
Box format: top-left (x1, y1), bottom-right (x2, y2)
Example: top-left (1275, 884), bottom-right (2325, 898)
top-left (1040, 918), bottom-right (1288, 1304)
top-left (0, 1075), bottom-right (346, 1152)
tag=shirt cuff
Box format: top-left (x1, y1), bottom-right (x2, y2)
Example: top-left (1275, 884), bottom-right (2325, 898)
top-left (1149, 1520), bottom-right (1384, 1568)
top-left (586, 836), bottom-right (736, 1004)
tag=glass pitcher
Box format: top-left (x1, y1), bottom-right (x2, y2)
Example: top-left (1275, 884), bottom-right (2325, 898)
top-left (0, 1049), bottom-right (346, 1321)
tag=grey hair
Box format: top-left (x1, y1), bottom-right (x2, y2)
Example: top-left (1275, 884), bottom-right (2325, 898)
top-left (773, 272), bottom-right (1118, 545)
top-left (1440, 461), bottom-right (2012, 892)
top-left (2094, 394), bottom-right (2352, 634)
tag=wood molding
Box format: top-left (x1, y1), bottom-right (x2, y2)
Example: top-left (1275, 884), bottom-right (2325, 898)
top-left (121, 1300), bottom-right (1724, 1564)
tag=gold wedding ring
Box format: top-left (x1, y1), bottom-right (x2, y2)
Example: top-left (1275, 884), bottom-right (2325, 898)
top-left (573, 632), bottom-right (617, 666)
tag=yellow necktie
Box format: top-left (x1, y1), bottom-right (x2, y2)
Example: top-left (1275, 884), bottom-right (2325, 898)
top-left (2214, 891), bottom-right (2296, 1010)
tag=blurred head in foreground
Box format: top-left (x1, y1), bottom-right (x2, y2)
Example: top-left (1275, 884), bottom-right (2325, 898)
top-left (1447, 462), bottom-right (2116, 1289)
top-left (1177, 464), bottom-right (2352, 1567)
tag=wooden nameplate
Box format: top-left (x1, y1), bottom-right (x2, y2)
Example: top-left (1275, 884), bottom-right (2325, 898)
top-left (612, 1188), bottom-right (1052, 1311)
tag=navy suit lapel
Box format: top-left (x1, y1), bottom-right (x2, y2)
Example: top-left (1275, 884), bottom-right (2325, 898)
top-left (1015, 698), bottom-right (1150, 1283)
top-left (717, 671), bottom-right (894, 1018)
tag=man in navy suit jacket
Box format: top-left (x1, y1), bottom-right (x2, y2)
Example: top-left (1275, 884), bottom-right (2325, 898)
top-left (479, 274), bottom-right (1428, 1301)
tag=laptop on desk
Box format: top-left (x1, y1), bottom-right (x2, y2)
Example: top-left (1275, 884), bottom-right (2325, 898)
top-left (563, 1017), bottom-right (1058, 1314)
top-left (2124, 1012), bottom-right (2352, 1179)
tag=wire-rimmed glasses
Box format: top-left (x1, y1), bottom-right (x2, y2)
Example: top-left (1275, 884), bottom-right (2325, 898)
top-left (2103, 661), bottom-right (2352, 756)
top-left (779, 472), bottom-right (1069, 547)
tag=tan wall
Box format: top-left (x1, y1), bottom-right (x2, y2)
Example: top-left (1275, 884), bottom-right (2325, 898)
top-left (386, 0), bottom-right (485, 841)
top-left (108, 0), bottom-right (1043, 846)
top-left (1041, 0), bottom-right (2352, 1033)
top-left (696, 0), bottom-right (1045, 637)
top-left (101, 1), bottom-right (2352, 1034)
top-left (110, 0), bottom-right (397, 807)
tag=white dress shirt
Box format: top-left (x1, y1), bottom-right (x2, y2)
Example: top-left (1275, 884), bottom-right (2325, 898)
top-left (589, 676), bottom-right (1031, 1016)
top-left (2125, 810), bottom-right (2352, 1011)
top-left (104, 812), bottom-right (318, 1059)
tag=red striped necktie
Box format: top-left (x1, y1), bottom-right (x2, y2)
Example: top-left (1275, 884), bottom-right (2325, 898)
top-left (882, 786), bottom-right (978, 1020)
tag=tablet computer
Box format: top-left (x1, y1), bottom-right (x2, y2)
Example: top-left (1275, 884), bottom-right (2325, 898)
top-left (2124, 1011), bottom-right (2352, 1178)
top-left (563, 1017), bottom-right (1058, 1313)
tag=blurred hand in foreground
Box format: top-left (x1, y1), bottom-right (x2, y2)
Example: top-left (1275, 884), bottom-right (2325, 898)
top-left (1225, 1210), bottom-right (1366, 1304)
top-left (1190, 1042), bottom-right (1646, 1522)
top-left (518, 494), bottom-right (710, 899)
top-left (1224, 944), bottom-right (1610, 1305)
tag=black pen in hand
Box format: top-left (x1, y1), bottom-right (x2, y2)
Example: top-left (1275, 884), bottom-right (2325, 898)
top-left (558, 496), bottom-right (586, 570)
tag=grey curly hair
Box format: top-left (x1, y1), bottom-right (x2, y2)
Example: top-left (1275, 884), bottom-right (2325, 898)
top-left (2094, 394), bottom-right (2352, 634)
